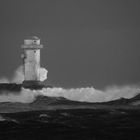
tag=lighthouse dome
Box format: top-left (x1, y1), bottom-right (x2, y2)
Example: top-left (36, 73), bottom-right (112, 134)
top-left (30, 36), bottom-right (40, 40)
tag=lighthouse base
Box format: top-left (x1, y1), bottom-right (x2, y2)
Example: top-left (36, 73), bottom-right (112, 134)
top-left (22, 81), bottom-right (45, 90)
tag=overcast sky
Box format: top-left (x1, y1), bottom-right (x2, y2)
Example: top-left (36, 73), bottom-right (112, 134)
top-left (0, 0), bottom-right (140, 89)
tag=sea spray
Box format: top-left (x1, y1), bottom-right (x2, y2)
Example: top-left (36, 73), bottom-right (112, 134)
top-left (0, 85), bottom-right (139, 103)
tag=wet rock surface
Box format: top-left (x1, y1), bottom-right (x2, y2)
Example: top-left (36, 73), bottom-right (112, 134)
top-left (0, 83), bottom-right (52, 91)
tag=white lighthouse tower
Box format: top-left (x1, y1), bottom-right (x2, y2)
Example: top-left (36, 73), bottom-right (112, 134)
top-left (21, 36), bottom-right (45, 88)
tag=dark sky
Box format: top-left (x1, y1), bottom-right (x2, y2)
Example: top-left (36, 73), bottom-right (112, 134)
top-left (0, 0), bottom-right (140, 89)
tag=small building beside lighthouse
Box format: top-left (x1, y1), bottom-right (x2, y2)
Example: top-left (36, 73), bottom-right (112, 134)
top-left (21, 36), bottom-right (46, 88)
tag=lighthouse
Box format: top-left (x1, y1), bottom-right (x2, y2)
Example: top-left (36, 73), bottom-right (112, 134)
top-left (21, 36), bottom-right (46, 88)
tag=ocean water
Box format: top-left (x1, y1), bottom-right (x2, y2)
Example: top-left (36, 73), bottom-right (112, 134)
top-left (0, 108), bottom-right (140, 140)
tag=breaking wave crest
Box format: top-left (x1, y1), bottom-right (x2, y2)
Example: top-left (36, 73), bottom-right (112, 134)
top-left (0, 85), bottom-right (139, 103)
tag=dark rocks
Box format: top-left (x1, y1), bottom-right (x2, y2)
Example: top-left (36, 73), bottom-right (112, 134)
top-left (0, 83), bottom-right (22, 92)
top-left (0, 83), bottom-right (53, 92)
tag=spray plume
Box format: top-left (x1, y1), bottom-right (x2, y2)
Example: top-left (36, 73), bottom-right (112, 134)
top-left (39, 68), bottom-right (48, 82)
top-left (0, 66), bottom-right (48, 84)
